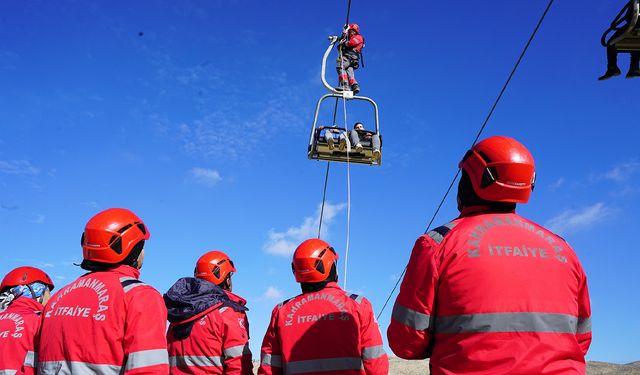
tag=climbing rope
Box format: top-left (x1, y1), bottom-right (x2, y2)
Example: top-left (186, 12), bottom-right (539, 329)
top-left (317, 98), bottom-right (340, 238)
top-left (376, 0), bottom-right (556, 320)
top-left (342, 90), bottom-right (352, 291)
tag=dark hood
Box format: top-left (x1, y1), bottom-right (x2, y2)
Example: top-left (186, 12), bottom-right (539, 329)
top-left (164, 277), bottom-right (247, 323)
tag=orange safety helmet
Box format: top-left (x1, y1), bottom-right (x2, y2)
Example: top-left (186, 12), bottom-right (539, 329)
top-left (291, 239), bottom-right (339, 283)
top-left (194, 251), bottom-right (236, 285)
top-left (459, 136), bottom-right (536, 203)
top-left (81, 208), bottom-right (150, 265)
top-left (1, 266), bottom-right (54, 292)
top-left (348, 23), bottom-right (360, 34)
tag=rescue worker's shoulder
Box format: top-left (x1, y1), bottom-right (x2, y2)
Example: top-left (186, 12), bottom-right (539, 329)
top-left (118, 276), bottom-right (163, 298)
top-left (344, 292), bottom-right (374, 312)
top-left (422, 220), bottom-right (459, 247)
top-left (275, 297), bottom-right (294, 310)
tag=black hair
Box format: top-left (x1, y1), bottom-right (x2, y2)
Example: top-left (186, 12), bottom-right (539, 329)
top-left (80, 240), bottom-right (145, 272)
top-left (457, 170), bottom-right (516, 212)
top-left (300, 263), bottom-right (338, 293)
top-left (353, 122), bottom-right (364, 129)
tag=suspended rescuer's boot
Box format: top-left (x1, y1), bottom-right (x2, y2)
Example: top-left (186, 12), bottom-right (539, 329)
top-left (598, 67), bottom-right (622, 81)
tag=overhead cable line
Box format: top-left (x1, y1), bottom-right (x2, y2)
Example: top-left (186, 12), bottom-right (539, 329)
top-left (376, 0), bottom-right (556, 320)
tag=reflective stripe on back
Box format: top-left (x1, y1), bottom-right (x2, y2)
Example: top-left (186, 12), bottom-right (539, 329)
top-left (39, 360), bottom-right (122, 374)
top-left (260, 353), bottom-right (282, 367)
top-left (285, 357), bottom-right (363, 374)
top-left (392, 303), bottom-right (432, 330)
top-left (169, 355), bottom-right (223, 367)
top-left (346, 293), bottom-right (363, 304)
top-left (125, 349), bottom-right (168, 370)
top-left (119, 277), bottom-right (146, 293)
top-left (435, 312), bottom-right (580, 334)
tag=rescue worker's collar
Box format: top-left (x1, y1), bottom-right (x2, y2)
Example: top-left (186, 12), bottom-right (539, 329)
top-left (459, 205), bottom-right (516, 218)
top-left (224, 289), bottom-right (247, 307)
top-left (11, 295), bottom-right (45, 312)
top-left (325, 282), bottom-right (342, 290)
top-left (97, 264), bottom-right (141, 279)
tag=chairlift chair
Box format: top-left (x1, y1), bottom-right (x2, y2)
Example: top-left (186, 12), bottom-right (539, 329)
top-left (308, 36), bottom-right (382, 166)
top-left (601, 0), bottom-right (640, 52)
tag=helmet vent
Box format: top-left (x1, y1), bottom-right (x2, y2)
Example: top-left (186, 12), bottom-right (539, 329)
top-left (314, 259), bottom-right (325, 274)
top-left (135, 222), bottom-right (147, 235)
top-left (481, 167), bottom-right (498, 188)
top-left (109, 235), bottom-right (123, 254)
top-left (117, 224), bottom-right (133, 234)
top-left (477, 151), bottom-right (492, 163)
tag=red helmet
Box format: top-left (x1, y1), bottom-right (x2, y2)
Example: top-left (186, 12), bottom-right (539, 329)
top-left (291, 239), bottom-right (338, 283)
top-left (348, 23), bottom-right (360, 34)
top-left (459, 136), bottom-right (536, 203)
top-left (1, 266), bottom-right (54, 292)
top-left (194, 251), bottom-right (236, 285)
top-left (81, 208), bottom-right (150, 265)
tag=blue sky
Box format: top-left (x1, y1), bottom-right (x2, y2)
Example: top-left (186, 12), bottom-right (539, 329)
top-left (1, 0), bottom-right (639, 364)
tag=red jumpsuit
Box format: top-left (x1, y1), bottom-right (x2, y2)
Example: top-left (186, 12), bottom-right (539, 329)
top-left (388, 207), bottom-right (592, 375)
top-left (38, 265), bottom-right (169, 374)
top-left (337, 33), bottom-right (364, 87)
top-left (0, 297), bottom-right (42, 375)
top-left (167, 290), bottom-right (253, 375)
top-left (258, 282), bottom-right (388, 375)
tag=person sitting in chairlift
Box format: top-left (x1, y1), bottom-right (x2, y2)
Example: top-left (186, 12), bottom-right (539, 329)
top-left (351, 122), bottom-right (381, 162)
top-left (336, 23), bottom-right (364, 94)
top-left (599, 0), bottom-right (640, 80)
top-left (323, 126), bottom-right (347, 151)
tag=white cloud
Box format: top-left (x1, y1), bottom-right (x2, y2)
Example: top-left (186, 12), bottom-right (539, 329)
top-left (602, 161), bottom-right (639, 183)
top-left (0, 160), bottom-right (39, 176)
top-left (32, 214), bottom-right (46, 224)
top-left (548, 177), bottom-right (564, 190)
top-left (545, 202), bottom-right (613, 234)
top-left (262, 286), bottom-right (283, 300)
top-left (264, 202), bottom-right (346, 256)
top-left (190, 167), bottom-right (222, 187)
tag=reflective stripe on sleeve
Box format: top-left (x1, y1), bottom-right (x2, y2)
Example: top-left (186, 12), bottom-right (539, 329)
top-left (224, 344), bottom-right (251, 359)
top-left (39, 361), bottom-right (122, 374)
top-left (362, 345), bottom-right (386, 360)
top-left (23, 351), bottom-right (36, 367)
top-left (169, 355), bottom-right (223, 367)
top-left (577, 316), bottom-right (592, 334)
top-left (435, 312), bottom-right (580, 334)
top-left (286, 357), bottom-right (363, 374)
top-left (125, 349), bottom-right (168, 370)
top-left (392, 303), bottom-right (432, 330)
top-left (260, 353), bottom-right (282, 367)
top-left (0, 370), bottom-right (18, 375)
